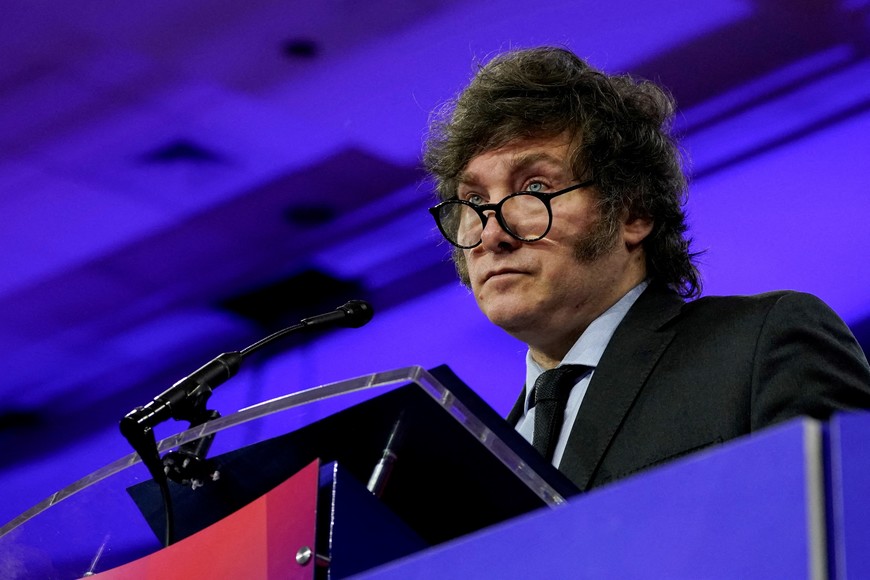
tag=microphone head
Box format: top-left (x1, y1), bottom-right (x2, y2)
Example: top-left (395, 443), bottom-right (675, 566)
top-left (338, 300), bottom-right (374, 328)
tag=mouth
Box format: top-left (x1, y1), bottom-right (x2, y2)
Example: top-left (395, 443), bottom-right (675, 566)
top-left (483, 268), bottom-right (526, 284)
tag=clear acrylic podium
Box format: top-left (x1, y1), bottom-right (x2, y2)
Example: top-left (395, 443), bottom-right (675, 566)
top-left (0, 365), bottom-right (578, 579)
top-left (7, 365), bottom-right (869, 579)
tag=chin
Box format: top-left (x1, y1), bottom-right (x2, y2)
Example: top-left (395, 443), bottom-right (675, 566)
top-left (479, 300), bottom-right (535, 333)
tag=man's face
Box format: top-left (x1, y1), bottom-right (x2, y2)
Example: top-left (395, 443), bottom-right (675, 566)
top-left (458, 135), bottom-right (651, 360)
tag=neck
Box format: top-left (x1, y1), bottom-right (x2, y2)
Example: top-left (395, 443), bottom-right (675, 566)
top-left (527, 273), bottom-right (646, 369)
top-left (529, 346), bottom-right (569, 371)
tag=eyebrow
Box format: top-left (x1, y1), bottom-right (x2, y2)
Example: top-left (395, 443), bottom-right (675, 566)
top-left (457, 150), bottom-right (569, 186)
top-left (509, 151), bottom-right (568, 174)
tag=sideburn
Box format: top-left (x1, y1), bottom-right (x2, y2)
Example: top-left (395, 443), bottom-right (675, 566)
top-left (572, 211), bottom-right (620, 263)
top-left (454, 247), bottom-right (471, 287)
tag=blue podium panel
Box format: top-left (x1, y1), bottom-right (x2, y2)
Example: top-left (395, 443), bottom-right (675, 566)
top-left (358, 419), bottom-right (824, 580)
top-left (827, 411), bottom-right (870, 580)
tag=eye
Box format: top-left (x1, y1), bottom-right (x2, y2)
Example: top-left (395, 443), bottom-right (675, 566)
top-left (525, 181), bottom-right (549, 193)
top-left (463, 192), bottom-right (485, 205)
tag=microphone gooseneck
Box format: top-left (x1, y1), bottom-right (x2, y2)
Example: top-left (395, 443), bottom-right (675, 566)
top-left (119, 299), bottom-right (374, 547)
top-left (121, 300), bottom-right (374, 434)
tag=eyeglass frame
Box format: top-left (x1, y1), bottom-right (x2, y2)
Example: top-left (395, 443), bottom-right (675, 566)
top-left (428, 179), bottom-right (596, 249)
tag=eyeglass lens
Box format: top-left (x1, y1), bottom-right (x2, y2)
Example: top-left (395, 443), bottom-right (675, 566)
top-left (438, 193), bottom-right (552, 247)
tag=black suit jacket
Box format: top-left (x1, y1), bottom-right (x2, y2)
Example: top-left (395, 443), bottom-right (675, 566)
top-left (507, 283), bottom-right (870, 491)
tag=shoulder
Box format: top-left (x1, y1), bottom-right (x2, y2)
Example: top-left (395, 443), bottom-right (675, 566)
top-left (682, 290), bottom-right (837, 322)
top-left (679, 290), bottom-right (867, 365)
top-left (629, 284), bottom-right (853, 341)
top-left (652, 288), bottom-right (862, 353)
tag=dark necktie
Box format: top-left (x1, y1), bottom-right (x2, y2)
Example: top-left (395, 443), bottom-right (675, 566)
top-left (531, 365), bottom-right (585, 462)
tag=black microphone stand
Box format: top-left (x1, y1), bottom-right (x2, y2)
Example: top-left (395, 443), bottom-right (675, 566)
top-left (119, 300), bottom-right (373, 547)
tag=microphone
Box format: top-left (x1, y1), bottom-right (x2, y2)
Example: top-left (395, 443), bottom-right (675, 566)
top-left (120, 300), bottom-right (374, 436)
top-left (367, 411), bottom-right (405, 497)
top-left (300, 299), bottom-right (374, 329)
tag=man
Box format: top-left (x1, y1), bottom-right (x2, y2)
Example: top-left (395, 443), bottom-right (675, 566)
top-left (424, 47), bottom-right (870, 491)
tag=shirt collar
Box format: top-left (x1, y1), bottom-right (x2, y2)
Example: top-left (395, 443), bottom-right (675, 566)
top-left (524, 279), bottom-right (649, 409)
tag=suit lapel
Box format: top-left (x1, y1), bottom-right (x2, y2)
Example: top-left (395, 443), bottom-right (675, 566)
top-left (557, 284), bottom-right (684, 490)
top-left (506, 387), bottom-right (526, 426)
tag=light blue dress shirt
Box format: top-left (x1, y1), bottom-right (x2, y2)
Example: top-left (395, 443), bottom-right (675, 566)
top-left (515, 280), bottom-right (649, 467)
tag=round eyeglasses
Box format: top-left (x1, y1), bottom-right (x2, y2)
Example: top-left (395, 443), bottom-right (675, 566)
top-left (429, 180), bottom-right (596, 249)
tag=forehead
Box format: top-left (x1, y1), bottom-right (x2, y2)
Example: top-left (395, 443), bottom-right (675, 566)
top-left (459, 135), bottom-right (575, 184)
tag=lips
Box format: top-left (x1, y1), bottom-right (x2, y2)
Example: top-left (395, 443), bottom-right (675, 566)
top-left (482, 268), bottom-right (526, 284)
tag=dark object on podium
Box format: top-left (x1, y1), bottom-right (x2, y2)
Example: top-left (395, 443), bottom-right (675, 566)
top-left (127, 365), bottom-right (579, 572)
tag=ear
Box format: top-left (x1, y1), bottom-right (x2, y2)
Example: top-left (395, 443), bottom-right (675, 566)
top-left (621, 214), bottom-right (654, 247)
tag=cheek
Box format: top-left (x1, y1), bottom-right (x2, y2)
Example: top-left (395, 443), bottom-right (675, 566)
top-left (456, 251), bottom-right (472, 286)
top-left (550, 212), bottom-right (593, 238)
top-left (551, 198), bottom-right (599, 229)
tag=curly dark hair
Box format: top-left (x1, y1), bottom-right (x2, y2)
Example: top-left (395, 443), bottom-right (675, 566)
top-left (424, 46), bottom-right (701, 298)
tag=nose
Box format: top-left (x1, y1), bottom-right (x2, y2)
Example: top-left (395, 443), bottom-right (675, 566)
top-left (479, 210), bottom-right (521, 252)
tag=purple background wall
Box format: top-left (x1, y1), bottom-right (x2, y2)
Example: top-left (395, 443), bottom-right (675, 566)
top-left (1, 0), bottom-right (869, 525)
